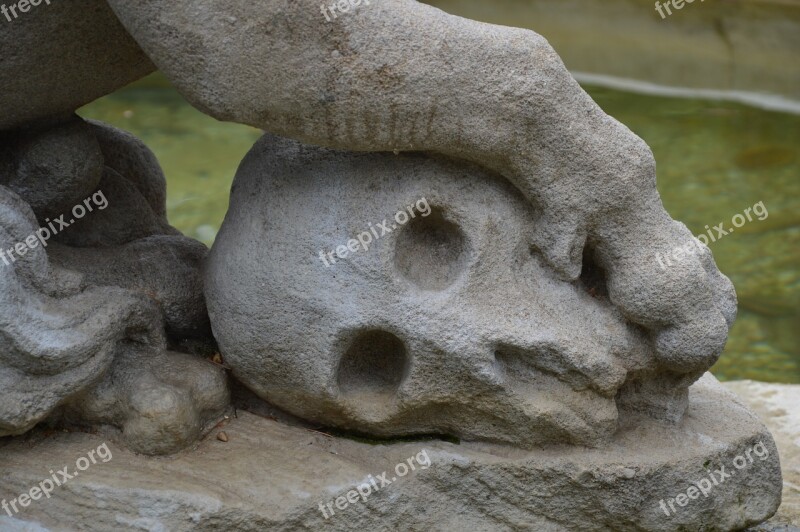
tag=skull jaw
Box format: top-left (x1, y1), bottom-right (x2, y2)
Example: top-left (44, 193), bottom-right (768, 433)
top-left (245, 369), bottom-right (620, 449)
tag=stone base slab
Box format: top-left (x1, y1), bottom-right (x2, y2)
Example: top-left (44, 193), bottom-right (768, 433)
top-left (0, 374), bottom-right (782, 531)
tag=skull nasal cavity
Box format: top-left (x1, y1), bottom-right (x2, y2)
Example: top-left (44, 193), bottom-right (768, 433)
top-left (337, 330), bottom-right (408, 396)
top-left (394, 209), bottom-right (468, 290)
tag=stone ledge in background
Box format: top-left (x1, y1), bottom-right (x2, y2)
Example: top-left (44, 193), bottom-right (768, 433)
top-left (427, 0), bottom-right (800, 108)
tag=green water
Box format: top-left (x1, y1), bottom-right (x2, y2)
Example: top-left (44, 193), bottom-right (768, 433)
top-left (78, 75), bottom-right (800, 384)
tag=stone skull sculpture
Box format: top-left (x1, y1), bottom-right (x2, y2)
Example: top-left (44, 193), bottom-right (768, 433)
top-left (205, 134), bottom-right (698, 448)
top-left (1, 0), bottom-right (739, 454)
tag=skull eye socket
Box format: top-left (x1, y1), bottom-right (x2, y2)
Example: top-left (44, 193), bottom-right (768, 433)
top-left (337, 330), bottom-right (409, 396)
top-left (393, 208), bottom-right (468, 290)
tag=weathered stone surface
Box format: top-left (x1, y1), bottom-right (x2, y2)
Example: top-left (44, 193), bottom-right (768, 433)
top-left (108, 0), bottom-right (738, 381)
top-left (49, 235), bottom-right (212, 345)
top-left (723, 380), bottom-right (800, 530)
top-left (0, 374), bottom-right (782, 531)
top-left (87, 120), bottom-right (168, 221)
top-left (0, 115), bottom-right (104, 221)
top-left (0, 12), bottom-right (780, 532)
top-left (48, 165), bottom-right (176, 249)
top-left (205, 134), bottom-right (719, 448)
top-left (0, 1), bottom-right (154, 131)
top-left (0, 185), bottom-right (157, 437)
top-left (57, 343), bottom-right (229, 456)
top-left (0, 116), bottom-right (175, 248)
top-left (0, 118), bottom-right (227, 454)
top-left (0, 0), bottom-right (744, 454)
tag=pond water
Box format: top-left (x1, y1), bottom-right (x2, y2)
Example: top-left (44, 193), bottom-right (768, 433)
top-left (78, 75), bottom-right (800, 384)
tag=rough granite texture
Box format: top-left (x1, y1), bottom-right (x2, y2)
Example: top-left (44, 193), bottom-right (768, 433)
top-left (725, 381), bottom-right (800, 531)
top-left (106, 0), bottom-right (738, 380)
top-left (0, 374), bottom-right (785, 531)
top-left (206, 134), bottom-right (694, 448)
top-left (2, 0), bottom-right (739, 383)
top-left (0, 185), bottom-right (158, 437)
top-left (1, 0), bottom-right (743, 450)
top-left (0, 115), bottom-right (228, 454)
top-left (0, 2), bottom-right (785, 529)
top-left (0, 116), bottom-right (104, 220)
top-left (0, 1), bottom-right (154, 131)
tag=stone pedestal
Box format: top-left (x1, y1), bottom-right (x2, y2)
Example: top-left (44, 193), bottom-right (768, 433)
top-left (0, 374), bottom-right (782, 531)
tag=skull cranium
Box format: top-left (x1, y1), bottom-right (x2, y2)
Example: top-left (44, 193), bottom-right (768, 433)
top-left (206, 134), bottom-right (666, 448)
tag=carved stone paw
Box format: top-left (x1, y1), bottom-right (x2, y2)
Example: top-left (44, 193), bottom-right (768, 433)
top-left (63, 343), bottom-right (229, 455)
